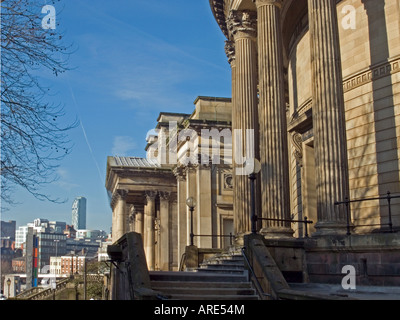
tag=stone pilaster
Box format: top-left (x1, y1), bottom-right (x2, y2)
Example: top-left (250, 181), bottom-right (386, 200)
top-left (255, 0), bottom-right (293, 238)
top-left (308, 0), bottom-right (350, 235)
top-left (159, 191), bottom-right (171, 271)
top-left (144, 191), bottom-right (157, 270)
top-left (227, 10), bottom-right (259, 239)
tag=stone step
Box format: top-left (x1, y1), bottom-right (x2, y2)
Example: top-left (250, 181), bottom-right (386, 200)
top-left (203, 257), bottom-right (244, 264)
top-left (150, 271), bottom-right (248, 283)
top-left (198, 263), bottom-right (244, 270)
top-left (196, 267), bottom-right (247, 275)
top-left (151, 281), bottom-right (252, 289)
top-left (151, 285), bottom-right (256, 296)
top-left (149, 248), bottom-right (257, 300)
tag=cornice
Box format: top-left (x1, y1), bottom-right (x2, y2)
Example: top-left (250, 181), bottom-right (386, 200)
top-left (209, 0), bottom-right (229, 38)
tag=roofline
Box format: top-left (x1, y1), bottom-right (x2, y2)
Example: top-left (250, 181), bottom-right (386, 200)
top-left (156, 112), bottom-right (191, 123)
top-left (193, 96), bottom-right (232, 104)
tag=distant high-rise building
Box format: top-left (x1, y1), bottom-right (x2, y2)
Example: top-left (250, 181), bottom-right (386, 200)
top-left (72, 196), bottom-right (87, 230)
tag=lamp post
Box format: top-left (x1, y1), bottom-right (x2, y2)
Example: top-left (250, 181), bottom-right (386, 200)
top-left (14, 279), bottom-right (19, 296)
top-left (247, 159), bottom-right (261, 234)
top-left (186, 197), bottom-right (197, 246)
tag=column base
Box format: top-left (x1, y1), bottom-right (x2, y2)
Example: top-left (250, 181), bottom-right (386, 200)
top-left (312, 221), bottom-right (354, 237)
top-left (260, 226), bottom-right (294, 239)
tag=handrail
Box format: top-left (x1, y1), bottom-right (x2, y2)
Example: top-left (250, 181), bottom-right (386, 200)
top-left (335, 191), bottom-right (399, 235)
top-left (241, 247), bottom-right (271, 300)
top-left (22, 277), bottom-right (71, 300)
top-left (191, 233), bottom-right (234, 246)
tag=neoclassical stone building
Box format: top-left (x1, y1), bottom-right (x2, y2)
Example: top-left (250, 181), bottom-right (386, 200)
top-left (106, 97), bottom-right (235, 271)
top-left (210, 0), bottom-right (400, 238)
top-left (106, 0), bottom-right (400, 277)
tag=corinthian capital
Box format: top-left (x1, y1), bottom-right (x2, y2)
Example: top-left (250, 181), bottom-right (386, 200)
top-left (224, 40), bottom-right (235, 65)
top-left (110, 189), bottom-right (128, 210)
top-left (253, 0), bottom-right (282, 8)
top-left (226, 10), bottom-right (257, 39)
top-left (145, 190), bottom-right (157, 202)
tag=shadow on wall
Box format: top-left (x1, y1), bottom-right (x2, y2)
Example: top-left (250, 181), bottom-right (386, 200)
top-left (363, 0), bottom-right (399, 230)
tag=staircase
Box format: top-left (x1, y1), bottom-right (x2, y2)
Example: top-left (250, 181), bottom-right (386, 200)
top-left (150, 248), bottom-right (259, 300)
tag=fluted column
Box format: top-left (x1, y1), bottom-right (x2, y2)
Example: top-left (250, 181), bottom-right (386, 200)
top-left (255, 0), bottom-right (293, 238)
top-left (135, 205), bottom-right (144, 237)
top-left (112, 189), bottom-right (128, 241)
top-left (159, 191), bottom-right (170, 271)
top-left (308, 0), bottom-right (350, 235)
top-left (227, 10), bottom-right (259, 239)
top-left (144, 191), bottom-right (157, 270)
top-left (128, 205), bottom-right (135, 232)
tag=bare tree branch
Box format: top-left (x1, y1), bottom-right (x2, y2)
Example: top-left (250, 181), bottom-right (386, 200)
top-left (1, 0), bottom-right (78, 208)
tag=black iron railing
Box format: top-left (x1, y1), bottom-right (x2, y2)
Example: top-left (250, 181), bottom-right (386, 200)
top-left (335, 191), bottom-right (399, 235)
top-left (190, 232), bottom-right (234, 247)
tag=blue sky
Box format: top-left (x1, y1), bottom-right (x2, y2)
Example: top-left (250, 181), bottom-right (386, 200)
top-left (2, 0), bottom-right (231, 231)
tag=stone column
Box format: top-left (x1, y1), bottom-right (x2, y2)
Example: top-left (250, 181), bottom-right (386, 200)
top-left (173, 167), bottom-right (187, 266)
top-left (112, 189), bottom-right (128, 241)
top-left (227, 10), bottom-right (259, 239)
top-left (255, 0), bottom-right (293, 238)
top-left (159, 191), bottom-right (170, 271)
top-left (144, 191), bottom-right (157, 270)
top-left (135, 205), bottom-right (144, 237)
top-left (128, 205), bottom-right (135, 233)
top-left (308, 0), bottom-right (350, 235)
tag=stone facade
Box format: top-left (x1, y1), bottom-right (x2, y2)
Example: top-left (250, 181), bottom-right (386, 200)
top-left (210, 0), bottom-right (400, 237)
top-left (106, 0), bottom-right (400, 275)
top-left (106, 97), bottom-right (235, 271)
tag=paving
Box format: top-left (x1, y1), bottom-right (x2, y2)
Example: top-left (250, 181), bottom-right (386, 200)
top-left (288, 283), bottom-right (400, 300)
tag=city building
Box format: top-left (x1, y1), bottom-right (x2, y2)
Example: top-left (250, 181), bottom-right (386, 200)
top-left (76, 229), bottom-right (107, 241)
top-left (12, 257), bottom-right (26, 273)
top-left (105, 0), bottom-right (400, 298)
top-left (72, 196), bottom-right (87, 230)
top-left (15, 225), bottom-right (30, 249)
top-left (36, 232), bottom-right (67, 269)
top-left (66, 238), bottom-right (101, 256)
top-left (98, 239), bottom-right (113, 262)
top-left (49, 256), bottom-right (62, 275)
top-left (64, 225), bottom-right (77, 239)
top-left (0, 220), bottom-right (16, 243)
top-left (59, 253), bottom-right (86, 275)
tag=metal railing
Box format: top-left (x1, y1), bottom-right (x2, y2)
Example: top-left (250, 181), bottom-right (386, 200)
top-left (335, 191), bottom-right (399, 235)
top-left (190, 233), bottom-right (234, 247)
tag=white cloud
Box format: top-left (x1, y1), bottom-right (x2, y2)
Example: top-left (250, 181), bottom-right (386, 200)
top-left (111, 136), bottom-right (137, 156)
top-left (55, 168), bottom-right (80, 191)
